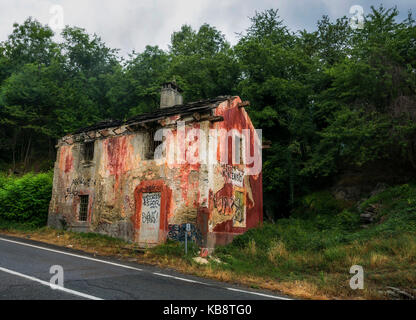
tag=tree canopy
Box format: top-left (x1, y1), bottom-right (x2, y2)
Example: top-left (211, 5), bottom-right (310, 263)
top-left (0, 6), bottom-right (415, 219)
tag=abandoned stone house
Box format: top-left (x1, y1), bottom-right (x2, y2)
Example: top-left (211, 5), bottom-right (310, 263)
top-left (48, 82), bottom-right (263, 248)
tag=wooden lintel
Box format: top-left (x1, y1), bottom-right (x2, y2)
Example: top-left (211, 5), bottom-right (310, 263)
top-left (208, 115), bottom-right (224, 123)
top-left (85, 132), bottom-right (95, 139)
top-left (140, 122), bottom-right (151, 130)
top-left (98, 130), bottom-right (110, 137)
top-left (183, 115), bottom-right (225, 125)
top-left (126, 124), bottom-right (142, 132)
top-left (112, 127), bottom-right (126, 135)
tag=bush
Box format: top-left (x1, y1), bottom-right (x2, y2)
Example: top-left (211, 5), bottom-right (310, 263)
top-left (0, 173), bottom-right (11, 189)
top-left (0, 172), bottom-right (53, 227)
top-left (224, 182), bottom-right (416, 257)
top-left (292, 191), bottom-right (347, 219)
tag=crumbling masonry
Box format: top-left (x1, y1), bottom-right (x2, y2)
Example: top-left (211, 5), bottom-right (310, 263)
top-left (48, 83), bottom-right (263, 248)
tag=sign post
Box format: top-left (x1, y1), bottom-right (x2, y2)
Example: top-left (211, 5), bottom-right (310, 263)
top-left (185, 223), bottom-right (191, 255)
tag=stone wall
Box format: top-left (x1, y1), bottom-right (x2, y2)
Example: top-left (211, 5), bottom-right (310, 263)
top-left (48, 96), bottom-right (263, 247)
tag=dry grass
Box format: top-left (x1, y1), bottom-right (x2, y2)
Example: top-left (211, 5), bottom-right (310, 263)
top-left (246, 239), bottom-right (257, 256)
top-left (268, 240), bottom-right (288, 263)
top-left (0, 227), bottom-right (334, 299)
top-left (1, 228), bottom-right (137, 258)
top-left (369, 253), bottom-right (390, 268)
top-left (1, 227), bottom-right (415, 300)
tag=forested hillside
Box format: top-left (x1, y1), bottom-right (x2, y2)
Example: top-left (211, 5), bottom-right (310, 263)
top-left (0, 6), bottom-right (415, 219)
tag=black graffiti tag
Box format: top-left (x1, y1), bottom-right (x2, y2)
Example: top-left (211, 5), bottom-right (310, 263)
top-left (141, 193), bottom-right (161, 225)
top-left (221, 164), bottom-right (244, 186)
top-left (64, 177), bottom-right (96, 200)
top-left (142, 210), bottom-right (159, 224)
top-left (143, 193), bottom-right (161, 208)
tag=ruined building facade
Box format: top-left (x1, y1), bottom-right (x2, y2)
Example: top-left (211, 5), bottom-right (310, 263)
top-left (48, 83), bottom-right (263, 248)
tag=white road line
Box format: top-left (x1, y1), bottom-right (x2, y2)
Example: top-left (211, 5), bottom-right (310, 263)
top-left (0, 266), bottom-right (103, 300)
top-left (226, 287), bottom-right (292, 300)
top-left (0, 236), bottom-right (292, 300)
top-left (152, 272), bottom-right (206, 285)
top-left (0, 237), bottom-right (143, 272)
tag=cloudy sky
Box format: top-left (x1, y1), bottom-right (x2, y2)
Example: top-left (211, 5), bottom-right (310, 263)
top-left (0, 0), bottom-right (414, 57)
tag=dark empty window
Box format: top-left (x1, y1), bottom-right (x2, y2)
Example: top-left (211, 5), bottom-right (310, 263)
top-left (84, 141), bottom-right (94, 161)
top-left (79, 195), bottom-right (89, 222)
top-left (147, 128), bottom-right (162, 160)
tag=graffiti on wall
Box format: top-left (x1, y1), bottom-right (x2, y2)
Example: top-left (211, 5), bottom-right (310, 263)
top-left (139, 192), bottom-right (161, 243)
top-left (65, 177), bottom-right (96, 200)
top-left (221, 164), bottom-right (244, 187)
top-left (141, 192), bottom-right (161, 224)
top-left (167, 223), bottom-right (203, 245)
top-left (232, 191), bottom-right (245, 227)
top-left (213, 188), bottom-right (246, 228)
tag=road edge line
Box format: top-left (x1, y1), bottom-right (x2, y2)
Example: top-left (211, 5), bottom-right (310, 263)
top-left (0, 236), bottom-right (143, 272)
top-left (0, 266), bottom-right (103, 300)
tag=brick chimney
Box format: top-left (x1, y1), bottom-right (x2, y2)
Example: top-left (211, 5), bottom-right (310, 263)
top-left (160, 81), bottom-right (183, 108)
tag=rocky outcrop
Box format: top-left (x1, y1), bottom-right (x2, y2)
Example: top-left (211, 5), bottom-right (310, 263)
top-left (360, 203), bottom-right (380, 224)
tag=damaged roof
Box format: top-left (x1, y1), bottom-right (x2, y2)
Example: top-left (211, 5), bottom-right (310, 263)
top-left (72, 96), bottom-right (231, 134)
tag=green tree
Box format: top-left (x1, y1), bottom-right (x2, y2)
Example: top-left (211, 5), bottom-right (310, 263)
top-left (305, 6), bottom-right (416, 178)
top-left (168, 24), bottom-right (240, 101)
top-left (120, 45), bottom-right (170, 116)
top-left (236, 9), bottom-right (317, 217)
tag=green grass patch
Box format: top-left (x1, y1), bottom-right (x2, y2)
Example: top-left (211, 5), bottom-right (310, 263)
top-left (212, 182), bottom-right (416, 294)
top-left (149, 239), bottom-right (200, 262)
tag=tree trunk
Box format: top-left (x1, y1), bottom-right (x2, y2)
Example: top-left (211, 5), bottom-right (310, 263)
top-left (23, 135), bottom-right (32, 172)
top-left (11, 129), bottom-right (18, 172)
top-left (288, 149), bottom-right (295, 208)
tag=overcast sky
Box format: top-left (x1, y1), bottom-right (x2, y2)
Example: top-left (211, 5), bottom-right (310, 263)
top-left (0, 0), bottom-right (414, 57)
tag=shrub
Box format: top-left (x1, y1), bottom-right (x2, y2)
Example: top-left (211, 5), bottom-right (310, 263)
top-left (0, 172), bottom-right (53, 227)
top-left (0, 173), bottom-right (11, 189)
top-left (293, 191), bottom-right (346, 218)
top-left (334, 209), bottom-right (361, 231)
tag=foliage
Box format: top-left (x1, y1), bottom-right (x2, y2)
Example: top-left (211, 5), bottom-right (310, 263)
top-left (0, 5), bottom-right (415, 219)
top-left (213, 183), bottom-right (416, 294)
top-left (225, 182), bottom-right (416, 252)
top-left (0, 172), bottom-right (52, 226)
top-left (150, 239), bottom-right (200, 260)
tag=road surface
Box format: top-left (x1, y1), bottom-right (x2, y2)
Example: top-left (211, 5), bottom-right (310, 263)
top-left (0, 234), bottom-right (292, 300)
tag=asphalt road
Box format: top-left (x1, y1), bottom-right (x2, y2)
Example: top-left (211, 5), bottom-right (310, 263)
top-left (0, 235), bottom-right (292, 300)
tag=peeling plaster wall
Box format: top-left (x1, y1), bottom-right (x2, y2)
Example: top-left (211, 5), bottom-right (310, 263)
top-left (48, 96), bottom-right (262, 247)
top-left (206, 97), bottom-right (263, 247)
